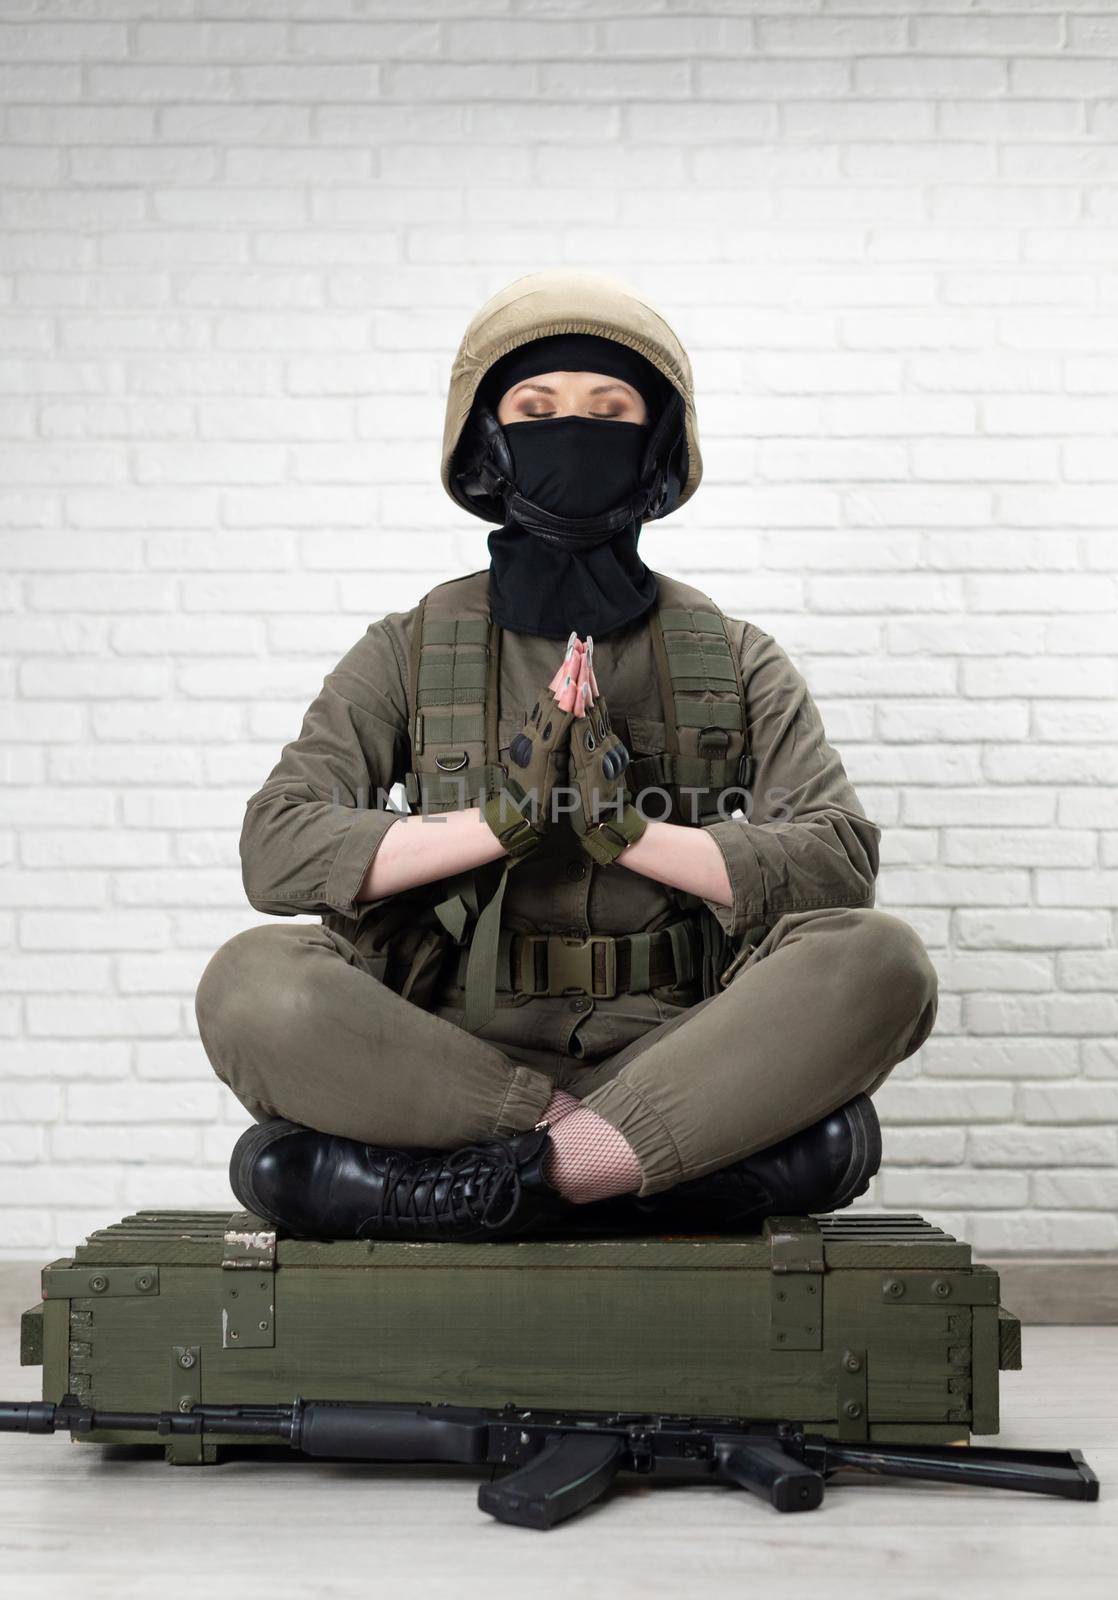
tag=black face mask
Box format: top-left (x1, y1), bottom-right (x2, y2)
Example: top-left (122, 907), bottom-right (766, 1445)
top-left (487, 416), bottom-right (660, 641)
top-left (503, 416), bottom-right (650, 529)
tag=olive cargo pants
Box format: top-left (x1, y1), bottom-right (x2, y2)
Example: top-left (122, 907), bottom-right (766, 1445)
top-left (195, 906), bottom-right (937, 1197)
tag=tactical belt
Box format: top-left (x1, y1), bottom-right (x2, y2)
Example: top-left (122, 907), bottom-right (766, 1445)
top-left (447, 919), bottom-right (700, 1001)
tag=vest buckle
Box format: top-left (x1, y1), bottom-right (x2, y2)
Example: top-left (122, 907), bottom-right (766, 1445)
top-left (517, 934), bottom-right (618, 999)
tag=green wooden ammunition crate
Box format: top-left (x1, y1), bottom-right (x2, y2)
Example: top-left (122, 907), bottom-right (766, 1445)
top-left (21, 1209), bottom-right (1022, 1464)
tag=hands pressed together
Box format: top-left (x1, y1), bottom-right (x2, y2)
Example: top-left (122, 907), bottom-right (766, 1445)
top-left (482, 632), bottom-right (650, 866)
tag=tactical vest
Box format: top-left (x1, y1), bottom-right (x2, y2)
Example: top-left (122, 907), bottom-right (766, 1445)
top-left (402, 568), bottom-right (753, 826)
top-left (371, 569), bottom-right (758, 1030)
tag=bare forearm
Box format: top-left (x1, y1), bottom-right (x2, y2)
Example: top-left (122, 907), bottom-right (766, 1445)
top-left (616, 818), bottom-right (732, 907)
top-left (357, 808), bottom-right (505, 901)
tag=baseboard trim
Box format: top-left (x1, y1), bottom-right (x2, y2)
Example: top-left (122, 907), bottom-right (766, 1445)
top-left (984, 1255), bottom-right (1118, 1325)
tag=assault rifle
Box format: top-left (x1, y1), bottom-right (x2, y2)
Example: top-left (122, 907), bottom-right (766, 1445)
top-left (1, 1394), bottom-right (1099, 1530)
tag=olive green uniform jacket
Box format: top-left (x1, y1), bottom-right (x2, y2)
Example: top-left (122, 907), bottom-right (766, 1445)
top-left (237, 574), bottom-right (881, 1067)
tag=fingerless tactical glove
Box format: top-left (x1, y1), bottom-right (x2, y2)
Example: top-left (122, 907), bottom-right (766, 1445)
top-left (482, 689), bottom-right (575, 862)
top-left (568, 693), bottom-right (648, 865)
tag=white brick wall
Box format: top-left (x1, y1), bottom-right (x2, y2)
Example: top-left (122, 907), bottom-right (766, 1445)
top-left (1, 2), bottom-right (1116, 1259)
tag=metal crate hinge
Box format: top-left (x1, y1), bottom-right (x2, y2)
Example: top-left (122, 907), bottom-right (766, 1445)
top-left (221, 1212), bottom-right (276, 1350)
top-left (765, 1216), bottom-right (824, 1351)
top-left (766, 1215), bottom-right (825, 1273)
top-left (835, 1348), bottom-right (869, 1441)
top-left (41, 1265), bottom-right (160, 1299)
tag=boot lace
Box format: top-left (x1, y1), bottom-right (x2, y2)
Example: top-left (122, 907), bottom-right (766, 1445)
top-left (367, 1139), bottom-right (525, 1235)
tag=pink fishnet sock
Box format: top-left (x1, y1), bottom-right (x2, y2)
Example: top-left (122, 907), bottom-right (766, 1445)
top-left (533, 1088), bottom-right (581, 1129)
top-left (540, 1105), bottom-right (644, 1205)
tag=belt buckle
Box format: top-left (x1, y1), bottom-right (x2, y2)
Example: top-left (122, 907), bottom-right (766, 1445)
top-left (546, 934), bottom-right (617, 999)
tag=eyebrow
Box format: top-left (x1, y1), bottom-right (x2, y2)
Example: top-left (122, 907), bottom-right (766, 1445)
top-left (512, 380), bottom-right (633, 397)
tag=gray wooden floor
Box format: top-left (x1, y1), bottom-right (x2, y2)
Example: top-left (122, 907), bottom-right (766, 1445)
top-left (0, 1261), bottom-right (1112, 1599)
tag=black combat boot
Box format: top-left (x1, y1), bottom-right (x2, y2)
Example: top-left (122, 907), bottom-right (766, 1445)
top-left (228, 1119), bottom-right (569, 1242)
top-left (538, 1093), bottom-right (883, 1238)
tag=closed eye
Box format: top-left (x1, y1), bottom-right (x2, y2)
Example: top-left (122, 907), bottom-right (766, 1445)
top-left (521, 408), bottom-right (628, 420)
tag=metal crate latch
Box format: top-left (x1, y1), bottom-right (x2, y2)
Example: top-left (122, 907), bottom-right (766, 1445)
top-left (765, 1216), bottom-right (824, 1351)
top-left (221, 1212), bottom-right (276, 1350)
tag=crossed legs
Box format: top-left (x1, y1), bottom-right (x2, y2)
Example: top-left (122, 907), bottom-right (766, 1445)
top-left (196, 906), bottom-right (938, 1199)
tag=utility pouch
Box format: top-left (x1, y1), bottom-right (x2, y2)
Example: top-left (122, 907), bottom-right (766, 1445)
top-left (395, 926), bottom-right (452, 1010)
top-left (347, 890), bottom-right (455, 1013)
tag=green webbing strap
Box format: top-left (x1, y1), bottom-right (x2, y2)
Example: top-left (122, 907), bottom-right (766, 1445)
top-left (659, 607), bottom-right (723, 635)
top-left (415, 614), bottom-right (491, 779)
top-left (420, 712), bottom-right (486, 745)
top-left (628, 930), bottom-right (651, 993)
top-left (673, 753), bottom-right (739, 788)
top-left (495, 924), bottom-right (514, 996)
top-left (665, 637), bottom-right (732, 661)
top-left (629, 750), bottom-right (737, 796)
top-left (664, 637), bottom-right (737, 691)
top-left (405, 763), bottom-right (504, 810)
top-left (674, 701), bottom-right (744, 730)
top-left (668, 665), bottom-right (738, 694)
top-left (667, 920), bottom-right (695, 984)
top-left (433, 893), bottom-right (469, 943)
top-left (416, 653), bottom-right (487, 706)
top-left (657, 608), bottom-right (746, 809)
top-left (450, 919), bottom-right (700, 998)
top-left (484, 618), bottom-right (501, 766)
top-left (422, 618), bottom-right (489, 646)
top-left (462, 859), bottom-right (512, 1034)
top-left (626, 753), bottom-right (670, 791)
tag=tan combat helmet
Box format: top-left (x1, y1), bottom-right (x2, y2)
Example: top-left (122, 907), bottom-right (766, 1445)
top-left (441, 267), bottom-right (703, 526)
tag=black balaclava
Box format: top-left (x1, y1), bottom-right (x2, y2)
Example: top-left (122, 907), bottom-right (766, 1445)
top-left (480, 333), bottom-right (670, 640)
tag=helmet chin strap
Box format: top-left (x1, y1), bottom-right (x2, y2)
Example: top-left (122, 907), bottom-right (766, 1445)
top-left (500, 484), bottom-right (650, 549)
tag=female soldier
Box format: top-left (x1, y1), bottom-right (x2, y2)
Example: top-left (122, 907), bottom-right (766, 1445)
top-left (194, 268), bottom-right (938, 1242)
